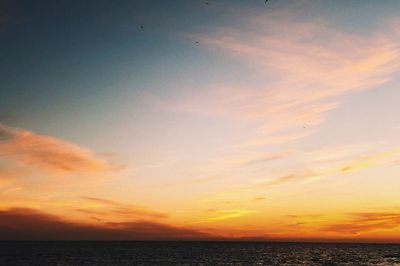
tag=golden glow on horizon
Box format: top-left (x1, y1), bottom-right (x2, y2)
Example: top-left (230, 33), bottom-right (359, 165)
top-left (1, 3), bottom-right (400, 242)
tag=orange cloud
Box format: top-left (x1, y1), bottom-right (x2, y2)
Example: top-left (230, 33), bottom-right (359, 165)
top-left (323, 212), bottom-right (400, 235)
top-left (0, 168), bottom-right (17, 187)
top-left (0, 124), bottom-right (113, 174)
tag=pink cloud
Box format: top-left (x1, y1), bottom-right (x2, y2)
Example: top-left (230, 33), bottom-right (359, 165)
top-left (0, 124), bottom-right (113, 174)
top-left (178, 14), bottom-right (400, 148)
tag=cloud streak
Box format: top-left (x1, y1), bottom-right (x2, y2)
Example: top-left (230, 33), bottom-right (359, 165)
top-left (205, 147), bottom-right (400, 204)
top-left (255, 148), bottom-right (400, 188)
top-left (323, 211), bottom-right (400, 235)
top-left (232, 150), bottom-right (294, 167)
top-left (196, 209), bottom-right (255, 223)
top-left (78, 196), bottom-right (168, 220)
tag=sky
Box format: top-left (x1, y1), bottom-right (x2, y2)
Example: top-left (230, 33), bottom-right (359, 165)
top-left (1, 0), bottom-right (400, 242)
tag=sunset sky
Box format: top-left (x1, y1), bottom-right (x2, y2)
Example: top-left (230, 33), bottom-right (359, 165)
top-left (1, 0), bottom-right (400, 242)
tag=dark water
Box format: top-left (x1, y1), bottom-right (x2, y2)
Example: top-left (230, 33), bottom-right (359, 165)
top-left (1, 241), bottom-right (400, 265)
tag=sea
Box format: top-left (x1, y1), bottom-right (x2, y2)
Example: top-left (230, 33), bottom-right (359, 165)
top-left (1, 241), bottom-right (400, 265)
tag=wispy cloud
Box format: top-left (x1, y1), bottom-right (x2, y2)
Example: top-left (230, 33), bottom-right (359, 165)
top-left (323, 211), bottom-right (400, 235)
top-left (258, 172), bottom-right (317, 188)
top-left (231, 150), bottom-right (294, 167)
top-left (338, 148), bottom-right (400, 174)
top-left (253, 148), bottom-right (400, 188)
top-left (78, 196), bottom-right (168, 220)
top-left (284, 213), bottom-right (325, 228)
top-left (196, 209), bottom-right (256, 223)
top-left (177, 12), bottom-right (400, 148)
top-left (204, 147), bottom-right (400, 203)
top-left (0, 124), bottom-right (114, 174)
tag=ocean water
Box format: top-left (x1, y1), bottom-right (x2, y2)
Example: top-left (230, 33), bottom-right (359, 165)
top-left (1, 241), bottom-right (400, 265)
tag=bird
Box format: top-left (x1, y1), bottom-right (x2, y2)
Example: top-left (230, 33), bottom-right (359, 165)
top-left (265, 0), bottom-right (268, 3)
top-left (140, 25), bottom-right (144, 29)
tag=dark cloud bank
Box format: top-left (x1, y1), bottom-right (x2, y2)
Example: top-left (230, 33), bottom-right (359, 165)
top-left (2, 208), bottom-right (400, 242)
top-left (0, 208), bottom-right (213, 241)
